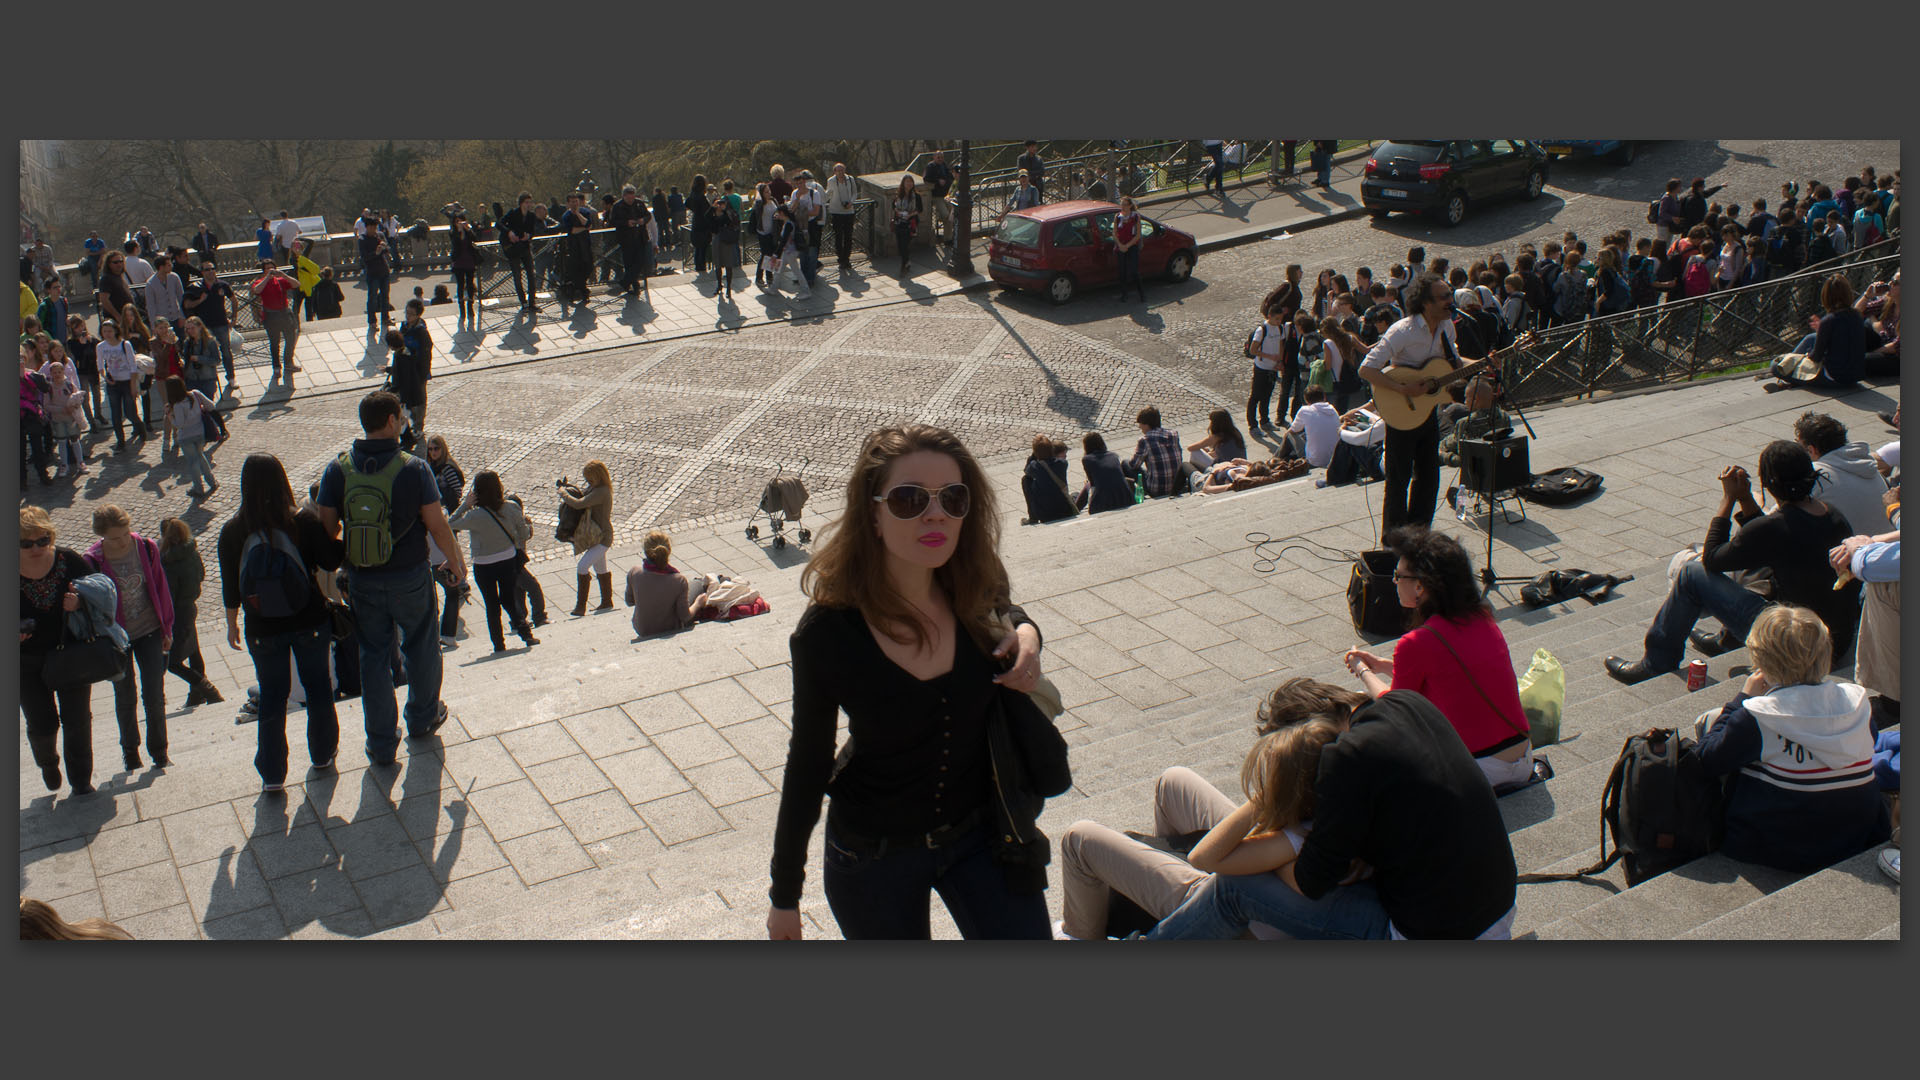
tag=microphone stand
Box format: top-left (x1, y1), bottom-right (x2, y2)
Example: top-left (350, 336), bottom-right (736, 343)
top-left (1473, 357), bottom-right (1538, 597)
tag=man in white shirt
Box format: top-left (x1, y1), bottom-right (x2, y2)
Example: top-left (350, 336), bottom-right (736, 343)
top-left (271, 211), bottom-right (302, 267)
top-left (122, 242), bottom-right (155, 287)
top-left (825, 163), bottom-right (860, 272)
top-left (1246, 308), bottom-right (1285, 432)
top-left (1360, 272), bottom-right (1455, 537)
top-left (1283, 386), bottom-right (1342, 467)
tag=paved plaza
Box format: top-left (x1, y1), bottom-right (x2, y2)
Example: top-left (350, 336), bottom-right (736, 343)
top-left (17, 140), bottom-right (1901, 939)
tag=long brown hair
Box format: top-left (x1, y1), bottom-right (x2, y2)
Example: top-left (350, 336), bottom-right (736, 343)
top-left (20, 897), bottom-right (134, 940)
top-left (801, 425), bottom-right (1008, 651)
top-left (1240, 718), bottom-right (1340, 835)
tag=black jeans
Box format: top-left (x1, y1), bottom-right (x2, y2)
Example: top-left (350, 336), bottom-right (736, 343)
top-left (831, 212), bottom-right (855, 264)
top-left (1381, 410), bottom-right (1441, 537)
top-left (1118, 247), bottom-right (1144, 299)
top-left (617, 235), bottom-right (646, 291)
top-left (1206, 144), bottom-right (1227, 194)
top-left (1247, 365), bottom-right (1278, 428)
top-left (452, 266), bottom-right (477, 308)
top-left (247, 621), bottom-right (338, 785)
top-left (893, 223), bottom-right (914, 268)
top-left (436, 567), bottom-right (462, 638)
top-left (112, 629), bottom-right (169, 763)
top-left (516, 566), bottom-right (546, 624)
top-left (821, 815), bottom-right (1050, 940)
top-left (1282, 141), bottom-right (1298, 176)
top-left (20, 650), bottom-right (94, 789)
top-left (1275, 360), bottom-right (1307, 423)
top-left (472, 558), bottom-right (531, 650)
top-left (507, 249), bottom-right (535, 304)
top-left (691, 227), bottom-right (710, 273)
top-left (165, 600), bottom-right (206, 692)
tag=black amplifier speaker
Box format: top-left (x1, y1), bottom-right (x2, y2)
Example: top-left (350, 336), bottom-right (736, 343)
top-left (1459, 434), bottom-right (1531, 496)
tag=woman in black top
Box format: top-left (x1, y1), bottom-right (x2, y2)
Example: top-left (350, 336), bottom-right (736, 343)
top-left (158, 516), bottom-right (223, 707)
top-left (18, 506), bottom-right (97, 795)
top-left (448, 213), bottom-right (481, 323)
top-left (687, 174), bottom-right (711, 276)
top-left (65, 316), bottom-right (103, 431)
top-left (768, 424), bottom-right (1060, 940)
top-left (219, 453), bottom-right (345, 792)
top-left (1021, 436), bottom-right (1077, 524)
top-left (708, 193), bottom-right (741, 299)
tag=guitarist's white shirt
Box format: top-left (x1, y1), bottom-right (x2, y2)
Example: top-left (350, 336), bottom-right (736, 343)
top-left (1360, 312), bottom-right (1456, 373)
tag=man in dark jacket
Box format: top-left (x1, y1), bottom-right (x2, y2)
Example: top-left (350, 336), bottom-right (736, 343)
top-left (1144, 689), bottom-right (1519, 939)
top-left (1018, 141), bottom-right (1046, 201)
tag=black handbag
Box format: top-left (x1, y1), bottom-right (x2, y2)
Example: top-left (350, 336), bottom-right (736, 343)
top-left (42, 612), bottom-right (130, 691)
top-left (325, 601), bottom-right (356, 643)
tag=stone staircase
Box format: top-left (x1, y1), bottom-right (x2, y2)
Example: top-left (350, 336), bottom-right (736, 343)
top-left (397, 443), bottom-right (1898, 941)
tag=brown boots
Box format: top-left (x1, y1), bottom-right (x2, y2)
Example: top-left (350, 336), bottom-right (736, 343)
top-left (574, 573), bottom-right (616, 614)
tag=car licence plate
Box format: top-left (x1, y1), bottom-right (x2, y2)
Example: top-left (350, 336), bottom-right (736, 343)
top-left (1381, 189), bottom-right (1408, 199)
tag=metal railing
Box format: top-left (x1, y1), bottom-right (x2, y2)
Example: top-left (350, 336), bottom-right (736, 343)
top-left (1492, 238), bottom-right (1901, 407)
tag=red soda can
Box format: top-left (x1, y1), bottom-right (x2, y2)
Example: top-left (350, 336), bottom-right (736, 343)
top-left (1686, 659), bottom-right (1708, 691)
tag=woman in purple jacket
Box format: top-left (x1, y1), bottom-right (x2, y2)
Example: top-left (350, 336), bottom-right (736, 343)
top-left (83, 503), bottom-right (175, 771)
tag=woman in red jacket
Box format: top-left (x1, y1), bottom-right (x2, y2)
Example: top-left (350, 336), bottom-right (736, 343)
top-left (1342, 526), bottom-right (1532, 789)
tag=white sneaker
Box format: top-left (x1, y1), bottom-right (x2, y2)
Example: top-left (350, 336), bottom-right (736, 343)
top-left (1052, 919), bottom-right (1083, 941)
top-left (53, 465), bottom-right (67, 478)
top-left (1880, 847), bottom-right (1901, 884)
top-left (440, 635), bottom-right (458, 649)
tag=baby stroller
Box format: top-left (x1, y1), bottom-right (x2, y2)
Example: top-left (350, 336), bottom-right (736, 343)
top-left (746, 458), bottom-right (811, 550)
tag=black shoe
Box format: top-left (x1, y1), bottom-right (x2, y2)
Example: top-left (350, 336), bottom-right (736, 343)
top-left (1604, 656), bottom-right (1666, 685)
top-left (42, 763), bottom-right (61, 791)
top-left (1689, 628), bottom-right (1738, 656)
top-left (70, 782), bottom-right (95, 797)
top-left (124, 752), bottom-right (142, 771)
top-left (1879, 409), bottom-right (1899, 430)
top-left (410, 702), bottom-right (449, 740)
top-left (150, 756), bottom-right (171, 768)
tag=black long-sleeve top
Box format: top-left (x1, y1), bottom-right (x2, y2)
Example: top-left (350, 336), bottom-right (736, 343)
top-left (1293, 690), bottom-right (1518, 939)
top-left (1701, 501), bottom-right (1859, 658)
top-left (1808, 309), bottom-right (1867, 387)
top-left (217, 509), bottom-right (343, 638)
top-left (769, 601), bottom-right (1039, 909)
top-left (20, 548), bottom-right (95, 656)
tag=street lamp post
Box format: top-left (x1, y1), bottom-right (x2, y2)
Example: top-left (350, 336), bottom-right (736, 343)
top-left (950, 140), bottom-right (974, 279)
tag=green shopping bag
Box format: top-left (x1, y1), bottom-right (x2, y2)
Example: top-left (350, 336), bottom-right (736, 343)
top-left (1517, 648), bottom-right (1565, 747)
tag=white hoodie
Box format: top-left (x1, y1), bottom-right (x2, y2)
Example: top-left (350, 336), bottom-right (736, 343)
top-left (1813, 441), bottom-right (1891, 535)
top-left (1736, 681), bottom-right (1877, 793)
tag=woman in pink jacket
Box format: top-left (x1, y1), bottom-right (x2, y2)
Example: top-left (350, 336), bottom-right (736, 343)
top-left (83, 503), bottom-right (176, 771)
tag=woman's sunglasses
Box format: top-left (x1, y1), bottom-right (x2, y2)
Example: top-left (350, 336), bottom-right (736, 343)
top-left (873, 483), bottom-right (970, 520)
top-left (21, 535), bottom-right (53, 549)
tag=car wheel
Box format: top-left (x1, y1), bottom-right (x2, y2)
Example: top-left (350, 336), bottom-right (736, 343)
top-left (1609, 141), bottom-right (1636, 166)
top-left (1163, 250), bottom-right (1194, 283)
top-left (1047, 273), bottom-right (1077, 305)
top-left (1523, 170), bottom-right (1545, 200)
top-left (1442, 190), bottom-right (1468, 227)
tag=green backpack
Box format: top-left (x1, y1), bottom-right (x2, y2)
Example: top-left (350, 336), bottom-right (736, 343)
top-left (338, 450), bottom-right (412, 569)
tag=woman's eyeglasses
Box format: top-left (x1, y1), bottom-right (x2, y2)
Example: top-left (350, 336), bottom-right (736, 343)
top-left (873, 483), bottom-right (970, 520)
top-left (1391, 571), bottom-right (1419, 582)
top-left (20, 535), bottom-right (53, 549)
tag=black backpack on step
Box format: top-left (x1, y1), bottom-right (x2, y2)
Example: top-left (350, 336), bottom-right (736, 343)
top-left (1519, 728), bottom-right (1726, 888)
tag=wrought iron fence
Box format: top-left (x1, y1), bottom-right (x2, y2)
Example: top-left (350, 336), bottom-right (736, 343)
top-left (1493, 238), bottom-right (1901, 407)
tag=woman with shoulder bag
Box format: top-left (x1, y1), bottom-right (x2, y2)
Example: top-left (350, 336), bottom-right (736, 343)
top-left (892, 176), bottom-right (923, 277)
top-left (709, 193), bottom-right (741, 300)
top-left (450, 470), bottom-right (539, 653)
top-left (162, 377), bottom-right (220, 499)
top-left (84, 504), bottom-right (175, 772)
top-left (219, 454), bottom-right (346, 792)
top-left (18, 506), bottom-right (99, 796)
top-left (448, 213), bottom-right (481, 323)
top-left (752, 183), bottom-right (779, 288)
top-left (768, 424), bottom-right (1061, 940)
top-left (39, 348), bottom-right (89, 478)
top-left (560, 459), bottom-right (616, 616)
top-left (180, 317), bottom-right (229, 442)
top-left (158, 516), bottom-right (223, 708)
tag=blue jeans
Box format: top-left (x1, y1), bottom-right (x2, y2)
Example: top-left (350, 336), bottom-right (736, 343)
top-left (1206, 145), bottom-right (1227, 194)
top-left (822, 818), bottom-right (1051, 940)
top-left (1641, 558), bottom-right (1770, 672)
top-left (1143, 870), bottom-right (1391, 940)
top-left (349, 564), bottom-right (443, 764)
top-left (247, 622), bottom-right (339, 784)
top-left (1313, 147), bottom-right (1333, 186)
top-left (800, 241), bottom-right (820, 286)
top-left (177, 435), bottom-right (216, 491)
top-left (203, 325), bottom-right (236, 382)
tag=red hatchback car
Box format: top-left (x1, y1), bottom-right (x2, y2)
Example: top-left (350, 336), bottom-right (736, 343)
top-left (988, 200), bottom-right (1198, 304)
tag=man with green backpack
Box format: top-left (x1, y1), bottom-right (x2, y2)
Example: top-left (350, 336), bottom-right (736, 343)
top-left (314, 391), bottom-right (467, 766)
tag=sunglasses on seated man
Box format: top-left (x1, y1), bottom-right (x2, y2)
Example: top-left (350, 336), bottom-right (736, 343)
top-left (873, 483), bottom-right (971, 520)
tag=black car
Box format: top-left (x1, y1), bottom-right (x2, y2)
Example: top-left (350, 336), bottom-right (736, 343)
top-left (1360, 140), bottom-right (1549, 227)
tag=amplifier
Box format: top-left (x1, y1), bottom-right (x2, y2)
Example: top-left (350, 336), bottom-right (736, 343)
top-left (1460, 434), bottom-right (1531, 496)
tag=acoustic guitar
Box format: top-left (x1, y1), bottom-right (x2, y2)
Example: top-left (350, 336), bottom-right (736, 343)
top-left (1371, 331), bottom-right (1536, 431)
